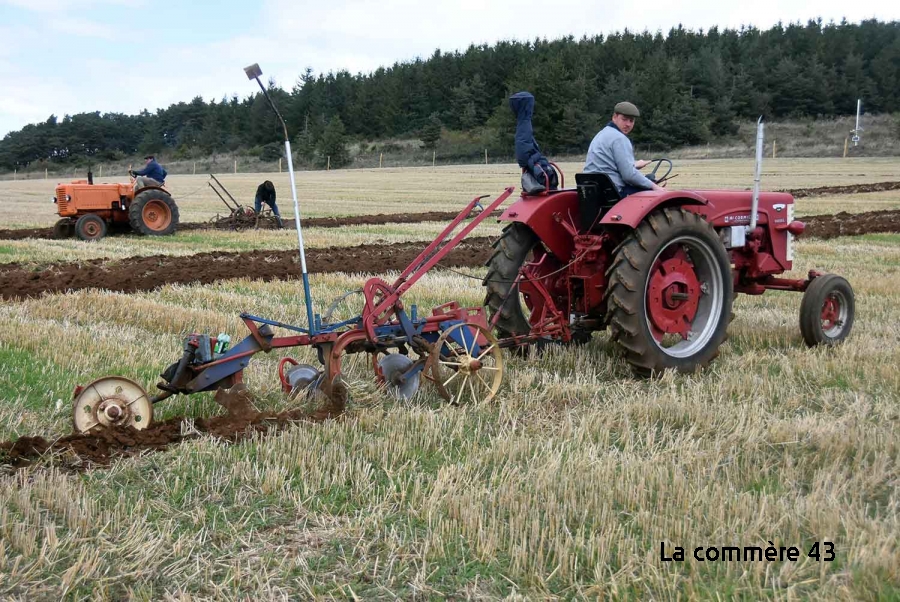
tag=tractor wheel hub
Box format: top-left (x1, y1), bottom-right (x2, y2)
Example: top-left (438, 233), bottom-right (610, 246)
top-left (647, 257), bottom-right (701, 336)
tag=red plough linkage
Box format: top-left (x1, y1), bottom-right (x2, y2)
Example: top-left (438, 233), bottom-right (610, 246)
top-left (71, 76), bottom-right (855, 434)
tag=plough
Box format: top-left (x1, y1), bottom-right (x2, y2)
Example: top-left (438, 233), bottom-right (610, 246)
top-left (74, 187), bottom-right (513, 432)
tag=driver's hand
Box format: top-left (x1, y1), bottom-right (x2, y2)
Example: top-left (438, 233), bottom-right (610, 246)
top-left (635, 159), bottom-right (651, 169)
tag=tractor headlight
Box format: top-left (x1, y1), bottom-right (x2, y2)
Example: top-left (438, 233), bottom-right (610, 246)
top-left (66, 195), bottom-right (71, 202)
top-left (52, 197), bottom-right (57, 203)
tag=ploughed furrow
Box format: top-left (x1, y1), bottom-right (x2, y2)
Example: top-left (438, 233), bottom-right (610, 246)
top-left (0, 237), bottom-right (494, 300)
top-left (1, 206), bottom-right (898, 300)
top-left (0, 210), bottom-right (502, 240)
top-left (0, 385), bottom-right (345, 471)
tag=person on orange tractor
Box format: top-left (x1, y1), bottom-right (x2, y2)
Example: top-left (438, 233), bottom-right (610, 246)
top-left (254, 180), bottom-right (284, 228)
top-left (129, 155), bottom-right (168, 187)
top-left (583, 101), bottom-right (665, 196)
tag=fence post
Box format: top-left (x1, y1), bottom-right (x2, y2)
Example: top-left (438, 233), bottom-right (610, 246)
top-left (432, 149), bottom-right (435, 167)
top-left (45, 168), bottom-right (48, 179)
top-left (379, 153), bottom-right (383, 168)
top-left (843, 137), bottom-right (849, 158)
top-left (279, 158), bottom-right (282, 173)
top-left (484, 149), bottom-right (488, 165)
top-left (234, 159), bottom-right (237, 174)
top-left (327, 156), bottom-right (331, 171)
top-left (772, 139), bottom-right (776, 159)
top-left (193, 162), bottom-right (196, 175)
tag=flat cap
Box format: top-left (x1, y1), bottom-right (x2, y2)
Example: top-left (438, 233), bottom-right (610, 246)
top-left (614, 101), bottom-right (640, 117)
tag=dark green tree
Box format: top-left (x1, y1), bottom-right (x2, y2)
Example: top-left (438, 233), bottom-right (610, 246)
top-left (420, 113), bottom-right (443, 148)
top-left (318, 116), bottom-right (350, 168)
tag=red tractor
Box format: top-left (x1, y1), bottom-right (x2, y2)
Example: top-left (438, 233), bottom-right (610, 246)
top-left (52, 171), bottom-right (179, 241)
top-left (482, 161), bottom-right (854, 374)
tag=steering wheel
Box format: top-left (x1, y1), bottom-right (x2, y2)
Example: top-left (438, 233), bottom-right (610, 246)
top-left (646, 158), bottom-right (673, 183)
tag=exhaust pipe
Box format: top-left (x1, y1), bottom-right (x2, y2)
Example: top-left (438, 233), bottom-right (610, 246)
top-left (749, 117), bottom-right (764, 231)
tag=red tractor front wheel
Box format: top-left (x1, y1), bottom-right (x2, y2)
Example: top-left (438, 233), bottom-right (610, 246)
top-left (605, 207), bottom-right (734, 375)
top-left (799, 274), bottom-right (855, 346)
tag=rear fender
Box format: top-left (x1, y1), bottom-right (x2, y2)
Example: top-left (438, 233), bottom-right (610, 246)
top-left (498, 190), bottom-right (579, 260)
top-left (599, 190), bottom-right (708, 228)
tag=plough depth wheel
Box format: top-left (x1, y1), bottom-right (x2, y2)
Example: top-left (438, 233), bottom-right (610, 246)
top-left (73, 376), bottom-right (153, 434)
top-left (428, 322), bottom-right (503, 404)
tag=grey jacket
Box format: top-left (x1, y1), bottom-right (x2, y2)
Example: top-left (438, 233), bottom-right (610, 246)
top-left (583, 124), bottom-right (654, 193)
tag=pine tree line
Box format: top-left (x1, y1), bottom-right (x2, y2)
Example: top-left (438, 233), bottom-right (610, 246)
top-left (1, 18), bottom-right (898, 170)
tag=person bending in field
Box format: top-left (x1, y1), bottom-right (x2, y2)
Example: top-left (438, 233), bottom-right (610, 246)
top-left (255, 180), bottom-right (284, 228)
top-left (583, 101), bottom-right (665, 197)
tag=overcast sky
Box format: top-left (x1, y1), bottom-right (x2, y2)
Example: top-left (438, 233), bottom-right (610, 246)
top-left (0, 0), bottom-right (897, 138)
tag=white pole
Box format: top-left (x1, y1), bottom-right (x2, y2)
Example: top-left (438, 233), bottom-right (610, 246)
top-left (750, 117), bottom-right (764, 231)
top-left (285, 140), bottom-right (315, 331)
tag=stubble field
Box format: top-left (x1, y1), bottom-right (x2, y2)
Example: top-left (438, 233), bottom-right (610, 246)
top-left (0, 158), bottom-right (898, 599)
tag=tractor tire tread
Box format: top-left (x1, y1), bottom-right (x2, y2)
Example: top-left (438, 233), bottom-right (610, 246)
top-left (483, 222), bottom-right (539, 338)
top-left (129, 189), bottom-right (179, 236)
top-left (602, 207), bottom-right (733, 376)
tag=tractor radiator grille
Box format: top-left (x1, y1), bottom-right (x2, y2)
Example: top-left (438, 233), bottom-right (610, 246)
top-left (55, 185), bottom-right (68, 213)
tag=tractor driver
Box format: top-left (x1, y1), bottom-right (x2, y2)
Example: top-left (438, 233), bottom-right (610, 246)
top-left (255, 180), bottom-right (284, 228)
top-left (130, 155), bottom-right (168, 187)
top-left (583, 101), bottom-right (665, 196)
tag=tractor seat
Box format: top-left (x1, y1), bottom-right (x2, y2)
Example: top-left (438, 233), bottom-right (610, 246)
top-left (575, 173), bottom-right (620, 232)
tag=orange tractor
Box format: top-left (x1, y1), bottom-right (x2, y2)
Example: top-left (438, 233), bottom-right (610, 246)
top-left (52, 171), bottom-right (180, 241)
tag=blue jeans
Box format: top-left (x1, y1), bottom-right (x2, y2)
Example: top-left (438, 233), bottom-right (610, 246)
top-left (254, 196), bottom-right (281, 217)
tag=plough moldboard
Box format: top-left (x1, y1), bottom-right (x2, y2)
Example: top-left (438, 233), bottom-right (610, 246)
top-left (72, 189), bottom-right (516, 434)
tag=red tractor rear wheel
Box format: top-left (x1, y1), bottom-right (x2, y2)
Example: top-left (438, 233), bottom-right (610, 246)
top-left (604, 207), bottom-right (733, 375)
top-left (482, 222), bottom-right (541, 339)
top-left (129, 189), bottom-right (179, 236)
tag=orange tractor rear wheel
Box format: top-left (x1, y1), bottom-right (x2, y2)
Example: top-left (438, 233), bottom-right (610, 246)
top-left (129, 189), bottom-right (179, 235)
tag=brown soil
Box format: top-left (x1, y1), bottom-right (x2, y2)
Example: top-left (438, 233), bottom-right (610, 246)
top-left (0, 384), bottom-right (345, 471)
top-left (0, 237), bottom-right (494, 300)
top-left (783, 180), bottom-right (900, 198)
top-left (803, 209), bottom-right (900, 238)
top-left (0, 209), bottom-right (499, 240)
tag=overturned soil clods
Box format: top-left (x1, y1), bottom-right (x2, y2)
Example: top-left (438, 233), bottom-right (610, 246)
top-left (0, 237), bottom-right (493, 300)
top-left (803, 209), bottom-right (900, 239)
top-left (0, 209), bottom-right (499, 241)
top-left (0, 384), bottom-right (345, 471)
top-left (784, 180), bottom-right (900, 198)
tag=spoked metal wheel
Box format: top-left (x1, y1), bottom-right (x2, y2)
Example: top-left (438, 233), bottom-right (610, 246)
top-left (605, 208), bottom-right (733, 375)
top-left (72, 376), bottom-right (153, 433)
top-left (428, 322), bottom-right (503, 404)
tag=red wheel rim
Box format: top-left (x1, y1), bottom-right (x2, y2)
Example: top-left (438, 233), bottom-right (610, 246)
top-left (646, 246), bottom-right (701, 341)
top-left (821, 294), bottom-right (840, 330)
top-left (142, 200), bottom-right (172, 231)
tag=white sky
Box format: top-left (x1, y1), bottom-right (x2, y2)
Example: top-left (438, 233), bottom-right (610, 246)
top-left (0, 0), bottom-right (897, 138)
